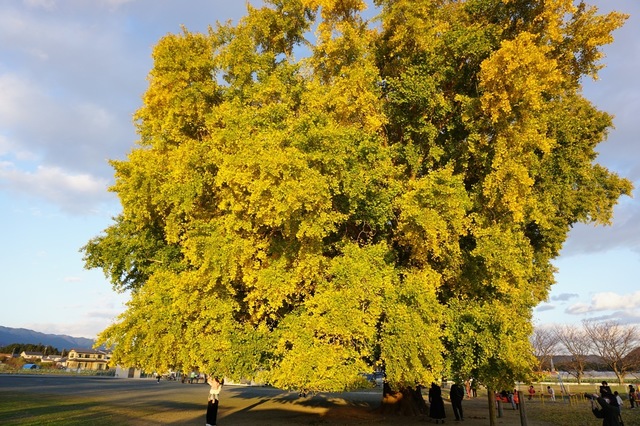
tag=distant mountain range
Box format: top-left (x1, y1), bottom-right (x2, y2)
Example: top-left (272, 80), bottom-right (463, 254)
top-left (0, 326), bottom-right (95, 351)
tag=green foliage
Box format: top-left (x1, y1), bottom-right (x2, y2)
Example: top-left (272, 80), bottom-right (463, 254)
top-left (0, 344), bottom-right (60, 355)
top-left (1, 356), bottom-right (26, 369)
top-left (84, 0), bottom-right (631, 393)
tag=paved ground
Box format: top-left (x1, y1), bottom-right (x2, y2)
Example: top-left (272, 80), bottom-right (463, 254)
top-left (0, 375), bottom-right (550, 425)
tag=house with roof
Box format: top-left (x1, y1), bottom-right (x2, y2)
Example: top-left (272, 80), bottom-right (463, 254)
top-left (65, 348), bottom-right (108, 371)
top-left (40, 354), bottom-right (65, 368)
top-left (42, 354), bottom-right (64, 363)
top-left (20, 351), bottom-right (43, 361)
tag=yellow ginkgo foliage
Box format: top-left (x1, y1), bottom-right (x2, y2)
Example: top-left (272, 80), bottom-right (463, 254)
top-left (83, 0), bottom-right (631, 413)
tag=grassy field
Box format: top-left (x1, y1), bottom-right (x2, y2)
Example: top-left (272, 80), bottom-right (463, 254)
top-left (0, 392), bottom-right (122, 425)
top-left (519, 392), bottom-right (640, 426)
top-left (3, 391), bottom-right (634, 426)
top-left (1, 376), bottom-right (639, 425)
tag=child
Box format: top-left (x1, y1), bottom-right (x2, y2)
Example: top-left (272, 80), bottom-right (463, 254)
top-left (528, 385), bottom-right (536, 400)
top-left (614, 391), bottom-right (623, 414)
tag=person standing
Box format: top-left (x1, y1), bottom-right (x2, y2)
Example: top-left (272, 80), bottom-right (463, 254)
top-left (206, 376), bottom-right (223, 426)
top-left (511, 389), bottom-right (519, 410)
top-left (614, 391), bottom-right (623, 414)
top-left (464, 379), bottom-right (472, 399)
top-left (450, 382), bottom-right (465, 421)
top-left (428, 382), bottom-right (446, 424)
top-left (628, 384), bottom-right (636, 409)
top-left (600, 381), bottom-right (612, 396)
top-left (590, 393), bottom-right (622, 426)
top-left (547, 386), bottom-right (555, 401)
top-left (528, 385), bottom-right (536, 400)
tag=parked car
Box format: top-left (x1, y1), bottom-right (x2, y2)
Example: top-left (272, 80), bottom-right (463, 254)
top-left (363, 371), bottom-right (384, 387)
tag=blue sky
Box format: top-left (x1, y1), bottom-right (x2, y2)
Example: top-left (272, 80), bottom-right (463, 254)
top-left (0, 0), bottom-right (638, 339)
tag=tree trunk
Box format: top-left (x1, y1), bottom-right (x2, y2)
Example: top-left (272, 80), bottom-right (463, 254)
top-left (612, 367), bottom-right (624, 385)
top-left (518, 391), bottom-right (528, 426)
top-left (380, 382), bottom-right (428, 416)
top-left (488, 387), bottom-right (497, 426)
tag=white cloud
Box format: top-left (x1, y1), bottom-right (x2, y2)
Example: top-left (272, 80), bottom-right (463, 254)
top-left (560, 188), bottom-right (640, 256)
top-left (0, 162), bottom-right (114, 213)
top-left (550, 293), bottom-right (579, 302)
top-left (87, 309), bottom-right (122, 320)
top-left (0, 134), bottom-right (35, 160)
top-left (536, 304), bottom-right (555, 312)
top-left (0, 5), bottom-right (141, 176)
top-left (20, 291), bottom-right (129, 338)
top-left (0, 70), bottom-right (128, 176)
top-left (580, 311), bottom-right (640, 326)
top-left (590, 291), bottom-right (640, 311)
top-left (24, 0), bottom-right (138, 11)
top-left (26, 321), bottom-right (104, 339)
top-left (565, 302), bottom-right (591, 315)
top-left (24, 0), bottom-right (57, 10)
top-left (0, 73), bottom-right (43, 125)
top-left (101, 0), bottom-right (135, 8)
top-left (566, 291), bottom-right (640, 315)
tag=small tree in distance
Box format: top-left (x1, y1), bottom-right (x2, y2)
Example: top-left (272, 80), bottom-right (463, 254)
top-left (531, 327), bottom-right (559, 374)
top-left (553, 324), bottom-right (593, 384)
top-left (583, 320), bottom-right (640, 385)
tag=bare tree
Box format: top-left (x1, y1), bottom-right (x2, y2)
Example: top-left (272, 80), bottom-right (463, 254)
top-left (583, 320), bottom-right (640, 385)
top-left (554, 324), bottom-right (592, 384)
top-left (627, 350), bottom-right (640, 383)
top-left (531, 327), bottom-right (559, 372)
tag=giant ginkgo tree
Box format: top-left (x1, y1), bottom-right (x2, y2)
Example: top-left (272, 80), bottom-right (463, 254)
top-left (83, 0), bottom-right (631, 413)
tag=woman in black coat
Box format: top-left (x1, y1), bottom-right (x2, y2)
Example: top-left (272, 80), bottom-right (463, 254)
top-left (429, 382), bottom-right (446, 424)
top-left (590, 393), bottom-right (622, 426)
top-left (450, 382), bottom-right (465, 421)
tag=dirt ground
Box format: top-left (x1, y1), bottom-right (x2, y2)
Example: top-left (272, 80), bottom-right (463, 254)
top-left (2, 375), bottom-right (618, 425)
top-left (159, 384), bottom-right (551, 425)
top-left (218, 390), bottom-right (546, 426)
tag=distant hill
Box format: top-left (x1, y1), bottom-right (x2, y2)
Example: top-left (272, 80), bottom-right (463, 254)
top-left (0, 326), bottom-right (95, 351)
